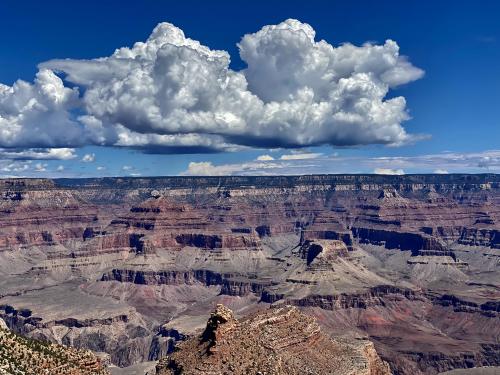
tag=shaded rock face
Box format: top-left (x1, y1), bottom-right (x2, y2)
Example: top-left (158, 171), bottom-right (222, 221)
top-left (299, 239), bottom-right (349, 266)
top-left (262, 285), bottom-right (419, 309)
top-left (0, 175), bottom-right (498, 374)
top-left (352, 227), bottom-right (447, 253)
top-left (200, 304), bottom-right (236, 354)
top-left (157, 305), bottom-right (391, 375)
top-left (0, 302), bottom-right (152, 368)
top-left (100, 269), bottom-right (273, 297)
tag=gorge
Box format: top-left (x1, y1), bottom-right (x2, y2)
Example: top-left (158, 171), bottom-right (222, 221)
top-left (0, 174), bottom-right (498, 374)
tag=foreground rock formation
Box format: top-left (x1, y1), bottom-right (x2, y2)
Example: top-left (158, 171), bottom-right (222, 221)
top-left (0, 318), bottom-right (109, 375)
top-left (0, 175), bottom-right (498, 374)
top-left (156, 304), bottom-right (390, 375)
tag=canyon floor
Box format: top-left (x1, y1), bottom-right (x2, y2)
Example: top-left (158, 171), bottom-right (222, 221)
top-left (0, 175), bottom-right (498, 374)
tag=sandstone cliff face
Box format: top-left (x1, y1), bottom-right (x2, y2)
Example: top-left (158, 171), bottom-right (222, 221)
top-left (156, 304), bottom-right (391, 375)
top-left (0, 175), bottom-right (498, 374)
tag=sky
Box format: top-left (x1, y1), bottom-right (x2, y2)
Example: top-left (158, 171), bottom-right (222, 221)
top-left (0, 0), bottom-right (499, 177)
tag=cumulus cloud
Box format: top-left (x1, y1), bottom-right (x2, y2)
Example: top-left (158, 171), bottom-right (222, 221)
top-left (81, 153), bottom-right (95, 162)
top-left (256, 154), bottom-right (275, 161)
top-left (34, 162), bottom-right (47, 172)
top-left (28, 19), bottom-right (424, 153)
top-left (183, 162), bottom-right (229, 176)
top-left (0, 70), bottom-right (84, 148)
top-left (1, 161), bottom-right (30, 173)
top-left (373, 168), bottom-right (405, 175)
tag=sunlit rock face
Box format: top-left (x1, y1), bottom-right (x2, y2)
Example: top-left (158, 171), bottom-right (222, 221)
top-left (0, 174), bottom-right (498, 374)
top-left (156, 304), bottom-right (391, 375)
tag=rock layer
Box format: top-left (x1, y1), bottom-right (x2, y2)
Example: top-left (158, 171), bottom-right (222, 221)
top-left (0, 318), bottom-right (109, 375)
top-left (156, 305), bottom-right (391, 375)
top-left (0, 175), bottom-right (498, 374)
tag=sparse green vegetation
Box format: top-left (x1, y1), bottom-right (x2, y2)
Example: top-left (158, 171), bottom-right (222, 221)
top-left (0, 324), bottom-right (109, 375)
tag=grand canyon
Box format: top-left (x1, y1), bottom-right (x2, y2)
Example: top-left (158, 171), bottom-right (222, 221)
top-left (0, 174), bottom-right (498, 374)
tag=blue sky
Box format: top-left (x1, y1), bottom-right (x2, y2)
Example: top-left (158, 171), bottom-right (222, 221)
top-left (0, 0), bottom-right (499, 177)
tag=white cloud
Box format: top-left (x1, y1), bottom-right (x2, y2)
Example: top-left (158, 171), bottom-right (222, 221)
top-left (182, 160), bottom-right (283, 176)
top-left (256, 154), bottom-right (275, 161)
top-left (81, 153), bottom-right (95, 162)
top-left (183, 162), bottom-right (225, 176)
top-left (1, 162), bottom-right (30, 173)
top-left (373, 168), bottom-right (405, 175)
top-left (280, 152), bottom-right (323, 160)
top-left (0, 70), bottom-right (83, 148)
top-left (56, 165), bottom-right (64, 171)
top-left (181, 150), bottom-right (500, 176)
top-left (0, 147), bottom-right (76, 160)
top-left (433, 169), bottom-right (448, 174)
top-left (122, 165), bottom-right (133, 171)
top-left (96, 166), bottom-right (106, 171)
top-left (33, 19), bottom-right (424, 153)
top-left (34, 162), bottom-right (47, 172)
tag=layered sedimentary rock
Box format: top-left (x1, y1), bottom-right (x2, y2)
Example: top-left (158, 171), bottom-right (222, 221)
top-left (156, 304), bottom-right (391, 375)
top-left (0, 175), bottom-right (498, 374)
top-left (0, 318), bottom-right (109, 375)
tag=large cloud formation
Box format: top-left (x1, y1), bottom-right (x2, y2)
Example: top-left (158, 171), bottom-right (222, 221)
top-left (1, 19), bottom-right (424, 154)
top-left (0, 69), bottom-right (82, 148)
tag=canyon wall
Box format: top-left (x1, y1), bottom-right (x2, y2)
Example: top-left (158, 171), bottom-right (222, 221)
top-left (0, 174), bottom-right (498, 374)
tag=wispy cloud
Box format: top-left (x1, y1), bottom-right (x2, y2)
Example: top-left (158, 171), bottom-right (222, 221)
top-left (373, 168), bottom-right (405, 175)
top-left (0, 148), bottom-right (76, 160)
top-left (181, 150), bottom-right (500, 176)
top-left (280, 152), bottom-right (323, 160)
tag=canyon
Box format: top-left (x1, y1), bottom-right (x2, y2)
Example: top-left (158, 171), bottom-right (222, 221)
top-left (0, 174), bottom-right (498, 374)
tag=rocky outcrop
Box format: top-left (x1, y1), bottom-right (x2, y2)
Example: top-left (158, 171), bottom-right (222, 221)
top-left (0, 304), bottom-right (129, 333)
top-left (394, 346), bottom-right (500, 375)
top-left (430, 294), bottom-right (500, 317)
top-left (156, 305), bottom-right (391, 375)
top-left (352, 227), bottom-right (447, 253)
top-left (262, 285), bottom-right (419, 309)
top-left (200, 304), bottom-right (237, 354)
top-left (0, 321), bottom-right (109, 375)
top-left (458, 228), bottom-right (499, 248)
top-left (149, 327), bottom-right (186, 361)
top-left (298, 239), bottom-right (349, 267)
top-left (101, 269), bottom-right (274, 297)
top-left (0, 297), bottom-right (155, 368)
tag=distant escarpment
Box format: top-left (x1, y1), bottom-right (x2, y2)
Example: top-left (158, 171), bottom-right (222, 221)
top-left (101, 268), bottom-right (274, 297)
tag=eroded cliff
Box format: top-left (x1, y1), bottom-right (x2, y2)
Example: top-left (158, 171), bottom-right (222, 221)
top-left (0, 174), bottom-right (498, 374)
